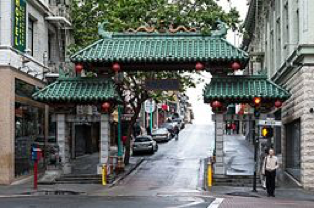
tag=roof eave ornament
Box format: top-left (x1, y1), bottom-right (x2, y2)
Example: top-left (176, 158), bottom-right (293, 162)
top-left (98, 21), bottom-right (113, 39)
top-left (211, 20), bottom-right (228, 38)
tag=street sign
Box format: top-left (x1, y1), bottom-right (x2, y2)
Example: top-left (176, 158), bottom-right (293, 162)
top-left (145, 79), bottom-right (180, 91)
top-left (144, 100), bottom-right (156, 113)
top-left (258, 118), bottom-right (282, 126)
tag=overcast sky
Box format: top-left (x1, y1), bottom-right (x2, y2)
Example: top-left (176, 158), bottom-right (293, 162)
top-left (187, 0), bottom-right (248, 125)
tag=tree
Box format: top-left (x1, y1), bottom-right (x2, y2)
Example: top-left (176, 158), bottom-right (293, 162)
top-left (70, 0), bottom-right (241, 164)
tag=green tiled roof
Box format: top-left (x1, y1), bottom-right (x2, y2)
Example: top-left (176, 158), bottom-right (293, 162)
top-left (32, 78), bottom-right (121, 103)
top-left (70, 33), bottom-right (249, 65)
top-left (203, 75), bottom-right (291, 103)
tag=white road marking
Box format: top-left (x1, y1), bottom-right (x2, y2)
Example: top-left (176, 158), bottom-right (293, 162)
top-left (207, 198), bottom-right (224, 208)
top-left (166, 201), bottom-right (203, 208)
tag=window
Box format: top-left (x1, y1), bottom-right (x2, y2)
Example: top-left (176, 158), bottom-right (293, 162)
top-left (283, 3), bottom-right (290, 57)
top-left (286, 119), bottom-right (301, 181)
top-left (48, 33), bottom-right (53, 61)
top-left (28, 18), bottom-right (34, 56)
top-left (276, 18), bottom-right (281, 68)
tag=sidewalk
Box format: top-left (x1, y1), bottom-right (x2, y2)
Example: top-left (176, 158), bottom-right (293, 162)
top-left (0, 157), bottom-right (143, 197)
top-left (224, 134), bottom-right (254, 175)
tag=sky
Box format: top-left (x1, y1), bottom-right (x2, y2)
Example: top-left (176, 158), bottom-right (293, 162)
top-left (186, 0), bottom-right (249, 125)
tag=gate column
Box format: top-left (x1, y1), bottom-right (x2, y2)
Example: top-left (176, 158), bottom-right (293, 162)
top-left (57, 114), bottom-right (71, 174)
top-left (214, 114), bottom-right (225, 175)
top-left (98, 114), bottom-right (110, 174)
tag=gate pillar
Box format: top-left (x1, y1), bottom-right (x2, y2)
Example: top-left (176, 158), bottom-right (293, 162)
top-left (214, 114), bottom-right (225, 175)
top-left (56, 114), bottom-right (71, 174)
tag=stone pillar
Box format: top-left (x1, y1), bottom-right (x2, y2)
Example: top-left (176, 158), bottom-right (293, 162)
top-left (97, 114), bottom-right (110, 174)
top-left (239, 120), bottom-right (243, 135)
top-left (56, 114), bottom-right (71, 174)
top-left (214, 114), bottom-right (225, 175)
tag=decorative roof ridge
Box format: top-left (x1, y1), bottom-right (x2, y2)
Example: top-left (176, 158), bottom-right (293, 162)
top-left (211, 75), bottom-right (267, 79)
top-left (56, 77), bottom-right (114, 82)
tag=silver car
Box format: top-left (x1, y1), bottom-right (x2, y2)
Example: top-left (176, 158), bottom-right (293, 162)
top-left (132, 136), bottom-right (158, 154)
top-left (152, 128), bottom-right (171, 142)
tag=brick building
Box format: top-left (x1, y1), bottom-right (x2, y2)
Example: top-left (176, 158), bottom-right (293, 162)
top-left (0, 0), bottom-right (71, 184)
top-left (243, 0), bottom-right (314, 190)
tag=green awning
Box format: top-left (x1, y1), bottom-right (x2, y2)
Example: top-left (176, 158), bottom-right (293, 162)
top-left (203, 75), bottom-right (291, 103)
top-left (32, 77), bottom-right (121, 104)
top-left (70, 33), bottom-right (249, 65)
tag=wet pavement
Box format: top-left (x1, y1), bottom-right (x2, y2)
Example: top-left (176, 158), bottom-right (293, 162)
top-left (224, 135), bottom-right (254, 176)
top-left (92, 124), bottom-right (215, 197)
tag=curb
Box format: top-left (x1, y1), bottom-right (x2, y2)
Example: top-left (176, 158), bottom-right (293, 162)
top-left (108, 158), bottom-right (145, 188)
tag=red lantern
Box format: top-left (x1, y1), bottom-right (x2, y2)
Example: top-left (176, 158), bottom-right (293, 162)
top-left (102, 102), bottom-right (111, 112)
top-left (112, 63), bottom-right (121, 73)
top-left (162, 104), bottom-right (168, 111)
top-left (231, 62), bottom-right (241, 71)
top-left (275, 100), bottom-right (282, 108)
top-left (212, 101), bottom-right (222, 108)
top-left (195, 62), bottom-right (205, 71)
top-left (75, 63), bottom-right (83, 73)
top-left (253, 97), bottom-right (261, 106)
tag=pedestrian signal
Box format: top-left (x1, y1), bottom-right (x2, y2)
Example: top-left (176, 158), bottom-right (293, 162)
top-left (261, 126), bottom-right (273, 138)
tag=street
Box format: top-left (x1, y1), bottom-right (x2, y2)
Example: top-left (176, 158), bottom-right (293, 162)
top-left (0, 124), bottom-right (216, 208)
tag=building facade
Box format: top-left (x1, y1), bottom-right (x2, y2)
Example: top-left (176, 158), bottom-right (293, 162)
top-left (243, 0), bottom-right (314, 190)
top-left (0, 0), bottom-right (71, 185)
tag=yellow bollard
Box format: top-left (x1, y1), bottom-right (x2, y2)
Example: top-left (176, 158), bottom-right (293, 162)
top-left (207, 163), bottom-right (212, 187)
top-left (102, 164), bottom-right (107, 186)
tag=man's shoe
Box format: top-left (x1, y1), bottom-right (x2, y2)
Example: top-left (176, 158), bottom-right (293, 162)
top-left (267, 194), bottom-right (270, 197)
top-left (271, 195), bottom-right (275, 197)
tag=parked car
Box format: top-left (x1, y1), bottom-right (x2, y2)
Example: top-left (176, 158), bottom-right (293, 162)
top-left (172, 118), bottom-right (185, 129)
top-left (152, 128), bottom-right (171, 142)
top-left (132, 135), bottom-right (158, 154)
top-left (160, 122), bottom-right (175, 137)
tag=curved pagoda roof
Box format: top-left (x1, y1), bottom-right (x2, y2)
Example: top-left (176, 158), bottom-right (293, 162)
top-left (203, 75), bottom-right (291, 103)
top-left (70, 23), bottom-right (249, 71)
top-left (32, 77), bottom-right (122, 104)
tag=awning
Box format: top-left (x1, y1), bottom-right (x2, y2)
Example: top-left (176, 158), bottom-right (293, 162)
top-left (70, 33), bottom-right (249, 66)
top-left (32, 77), bottom-right (121, 104)
top-left (203, 75), bottom-right (291, 103)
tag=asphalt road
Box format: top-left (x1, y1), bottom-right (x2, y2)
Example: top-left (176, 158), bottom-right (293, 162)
top-left (0, 124), bottom-right (216, 208)
top-left (92, 124), bottom-right (215, 197)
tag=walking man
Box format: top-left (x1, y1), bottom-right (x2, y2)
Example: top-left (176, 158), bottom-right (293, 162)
top-left (262, 148), bottom-right (278, 197)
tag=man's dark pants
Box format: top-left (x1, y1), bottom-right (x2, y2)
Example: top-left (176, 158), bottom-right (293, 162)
top-left (265, 170), bottom-right (276, 196)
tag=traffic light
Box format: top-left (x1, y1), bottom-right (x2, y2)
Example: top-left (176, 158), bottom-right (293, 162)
top-left (261, 126), bottom-right (273, 138)
top-left (254, 108), bottom-right (261, 118)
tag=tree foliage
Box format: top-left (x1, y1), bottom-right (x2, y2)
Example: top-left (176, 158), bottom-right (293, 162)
top-left (69, 0), bottom-right (240, 164)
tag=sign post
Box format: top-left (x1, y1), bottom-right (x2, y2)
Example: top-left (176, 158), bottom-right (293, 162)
top-left (144, 100), bottom-right (156, 134)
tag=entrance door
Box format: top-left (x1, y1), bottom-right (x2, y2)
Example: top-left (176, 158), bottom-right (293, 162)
top-left (75, 124), bottom-right (91, 157)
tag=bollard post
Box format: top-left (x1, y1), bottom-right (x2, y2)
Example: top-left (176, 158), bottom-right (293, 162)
top-left (207, 161), bottom-right (212, 188)
top-left (102, 164), bottom-right (107, 186)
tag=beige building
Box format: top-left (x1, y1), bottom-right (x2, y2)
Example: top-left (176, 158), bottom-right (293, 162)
top-left (0, 0), bottom-right (71, 185)
top-left (243, 0), bottom-right (314, 190)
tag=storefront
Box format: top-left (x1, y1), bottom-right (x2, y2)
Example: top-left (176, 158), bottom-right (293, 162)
top-left (0, 67), bottom-right (48, 185)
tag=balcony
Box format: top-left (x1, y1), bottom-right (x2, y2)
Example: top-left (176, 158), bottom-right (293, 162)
top-left (46, 0), bottom-right (71, 27)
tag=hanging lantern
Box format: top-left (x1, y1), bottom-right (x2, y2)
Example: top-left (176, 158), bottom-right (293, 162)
top-left (231, 62), bottom-right (241, 71)
top-left (75, 63), bottom-right (83, 73)
top-left (212, 101), bottom-right (222, 108)
top-left (162, 104), bottom-right (168, 111)
top-left (275, 100), bottom-right (282, 108)
top-left (195, 62), bottom-right (205, 71)
top-left (102, 102), bottom-right (111, 112)
top-left (253, 97), bottom-right (262, 106)
top-left (112, 63), bottom-right (121, 73)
